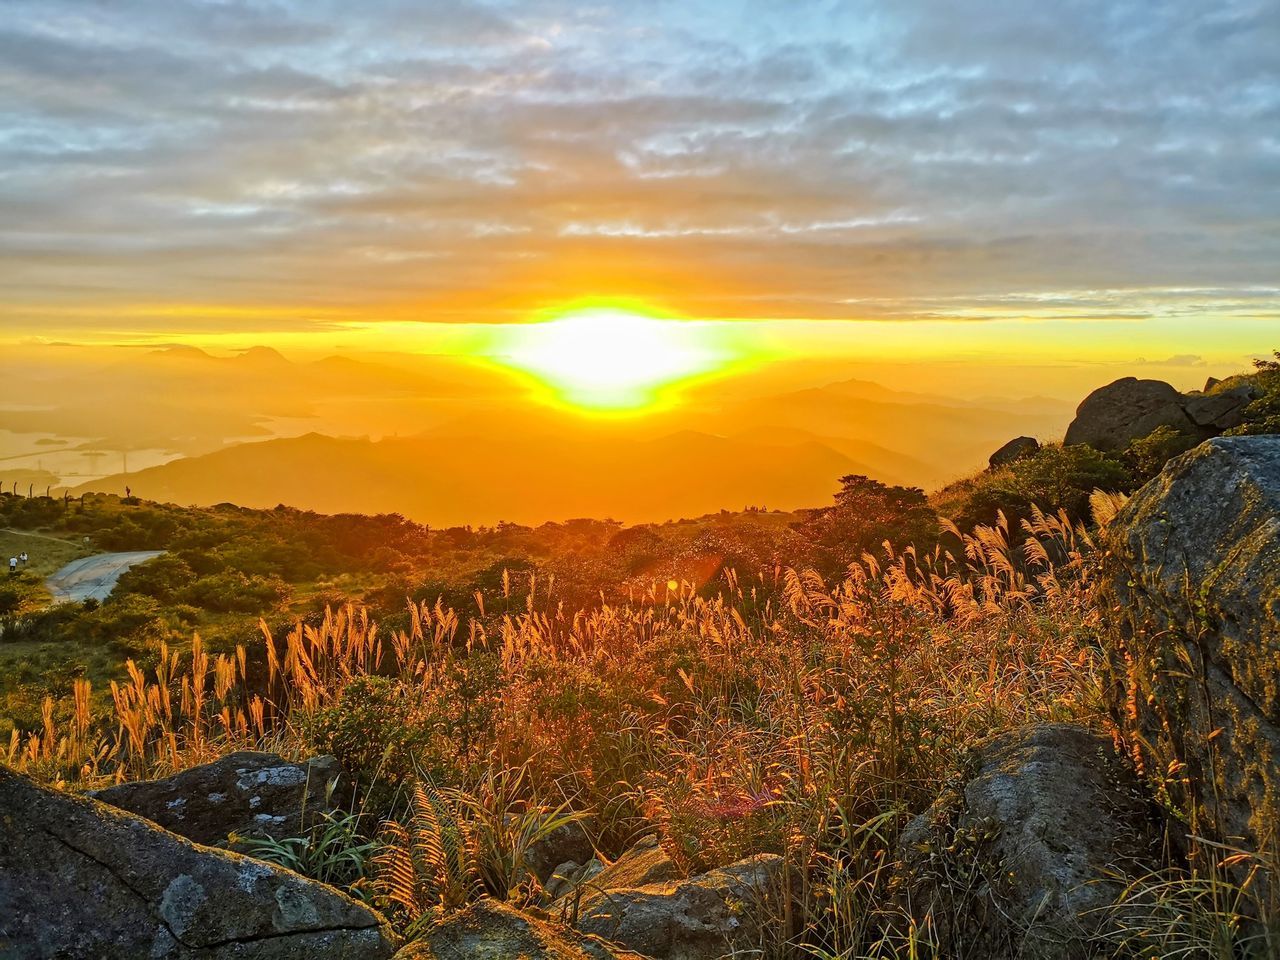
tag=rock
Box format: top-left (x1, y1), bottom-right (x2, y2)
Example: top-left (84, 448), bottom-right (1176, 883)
top-left (571, 852), bottom-right (790, 960)
top-left (1204, 376), bottom-right (1222, 392)
top-left (989, 436), bottom-right (1040, 468)
top-left (393, 899), bottom-right (643, 959)
top-left (1063, 377), bottom-right (1202, 452)
top-left (575, 835), bottom-right (678, 908)
top-left (896, 724), bottom-right (1160, 960)
top-left (1182, 383), bottom-right (1260, 431)
top-left (526, 819), bottom-right (596, 885)
top-left (0, 765), bottom-right (396, 959)
top-left (545, 858), bottom-right (604, 902)
top-left (93, 752), bottom-right (345, 846)
top-left (1100, 437), bottom-right (1280, 888)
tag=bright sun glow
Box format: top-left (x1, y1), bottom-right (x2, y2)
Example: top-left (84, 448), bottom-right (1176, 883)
top-left (498, 306), bottom-right (729, 412)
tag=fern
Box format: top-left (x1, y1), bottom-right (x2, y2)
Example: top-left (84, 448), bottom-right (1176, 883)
top-left (373, 780), bottom-right (478, 923)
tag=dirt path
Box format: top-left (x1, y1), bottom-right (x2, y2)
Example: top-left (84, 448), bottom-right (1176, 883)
top-left (46, 551), bottom-right (164, 604)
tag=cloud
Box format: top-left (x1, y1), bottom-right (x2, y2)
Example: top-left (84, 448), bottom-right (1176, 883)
top-left (1132, 354), bottom-right (1209, 367)
top-left (0, 0), bottom-right (1277, 332)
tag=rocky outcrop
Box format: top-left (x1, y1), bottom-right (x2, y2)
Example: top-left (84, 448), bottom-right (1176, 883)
top-left (989, 436), bottom-right (1040, 468)
top-left (1064, 378), bottom-right (1204, 452)
top-left (1101, 436), bottom-right (1280, 881)
top-left (393, 900), bottom-right (643, 960)
top-left (897, 724), bottom-right (1160, 960)
top-left (1063, 377), bottom-right (1262, 453)
top-left (92, 752), bottom-right (346, 846)
top-left (1182, 383), bottom-right (1260, 431)
top-left (0, 765), bottom-right (396, 959)
top-left (569, 846), bottom-right (789, 960)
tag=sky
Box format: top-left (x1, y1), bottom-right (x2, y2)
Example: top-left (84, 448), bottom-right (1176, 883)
top-left (0, 0), bottom-right (1277, 368)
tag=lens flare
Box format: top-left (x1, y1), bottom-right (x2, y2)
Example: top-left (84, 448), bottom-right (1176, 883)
top-left (496, 305), bottom-right (731, 412)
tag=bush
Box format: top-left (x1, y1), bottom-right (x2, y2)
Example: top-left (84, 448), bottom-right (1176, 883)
top-left (934, 443), bottom-right (1131, 531)
top-left (1125, 425), bottom-right (1200, 482)
top-left (308, 674), bottom-right (468, 811)
top-left (180, 571), bottom-right (290, 614)
top-left (114, 554), bottom-right (196, 603)
top-left (1225, 350), bottom-right (1280, 437)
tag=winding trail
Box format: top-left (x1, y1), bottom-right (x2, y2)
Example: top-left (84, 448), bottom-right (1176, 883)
top-left (46, 551), bottom-right (164, 604)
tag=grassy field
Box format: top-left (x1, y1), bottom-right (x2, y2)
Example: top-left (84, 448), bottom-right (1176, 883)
top-left (0, 528), bottom-right (92, 591)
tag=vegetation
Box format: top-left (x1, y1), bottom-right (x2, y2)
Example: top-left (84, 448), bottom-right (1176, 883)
top-left (1224, 350), bottom-right (1280, 437)
top-left (7, 490), bottom-right (1218, 957)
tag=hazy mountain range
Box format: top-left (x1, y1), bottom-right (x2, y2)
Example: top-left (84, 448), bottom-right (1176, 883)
top-left (5, 343), bottom-right (1075, 525)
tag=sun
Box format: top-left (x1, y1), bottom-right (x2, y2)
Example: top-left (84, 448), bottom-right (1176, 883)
top-left (497, 305), bottom-right (729, 412)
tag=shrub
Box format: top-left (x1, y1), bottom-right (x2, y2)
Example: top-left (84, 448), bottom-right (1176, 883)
top-left (114, 554), bottom-right (196, 603)
top-left (180, 571), bottom-right (290, 614)
top-left (1126, 424), bottom-right (1200, 482)
top-left (1225, 350), bottom-right (1280, 437)
top-left (307, 675), bottom-right (468, 809)
top-left (934, 442), bottom-right (1131, 532)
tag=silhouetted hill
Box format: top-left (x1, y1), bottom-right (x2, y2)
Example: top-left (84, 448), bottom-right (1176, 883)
top-left (76, 430), bottom-right (865, 526)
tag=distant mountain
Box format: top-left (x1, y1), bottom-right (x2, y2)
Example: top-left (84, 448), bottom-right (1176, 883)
top-left (75, 430), bottom-right (865, 526)
top-left (708, 380), bottom-right (1068, 488)
top-left (67, 351), bottom-right (1077, 521)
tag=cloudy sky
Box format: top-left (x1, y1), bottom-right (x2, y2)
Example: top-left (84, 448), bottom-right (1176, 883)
top-left (1, 0), bottom-right (1277, 355)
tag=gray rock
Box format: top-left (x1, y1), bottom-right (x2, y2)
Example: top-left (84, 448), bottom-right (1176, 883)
top-left (1063, 377), bottom-right (1202, 452)
top-left (545, 858), bottom-right (604, 902)
top-left (571, 851), bottom-right (789, 960)
top-left (526, 819), bottom-right (596, 885)
top-left (0, 765), bottom-right (396, 959)
top-left (896, 724), bottom-right (1159, 960)
top-left (1100, 436), bottom-right (1280, 895)
top-left (93, 752), bottom-right (345, 846)
top-left (989, 436), bottom-right (1040, 468)
top-left (1182, 383), bottom-right (1260, 430)
top-left (393, 899), bottom-right (643, 960)
top-left (574, 835), bottom-right (678, 911)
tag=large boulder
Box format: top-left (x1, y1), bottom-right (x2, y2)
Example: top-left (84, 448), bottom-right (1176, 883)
top-left (989, 436), bottom-right (1040, 468)
top-left (92, 752), bottom-right (346, 846)
top-left (896, 724), bottom-right (1160, 960)
top-left (0, 765), bottom-right (396, 959)
top-left (1100, 436), bottom-right (1280, 882)
top-left (1064, 377), bottom-right (1202, 452)
top-left (570, 850), bottom-right (790, 960)
top-left (393, 899), bottom-right (643, 959)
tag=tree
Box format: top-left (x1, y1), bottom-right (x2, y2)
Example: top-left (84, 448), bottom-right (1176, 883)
top-left (799, 475), bottom-right (938, 573)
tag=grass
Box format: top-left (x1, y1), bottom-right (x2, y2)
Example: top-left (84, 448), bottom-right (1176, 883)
top-left (0, 527), bottom-right (90, 576)
top-left (0, 527), bottom-right (91, 603)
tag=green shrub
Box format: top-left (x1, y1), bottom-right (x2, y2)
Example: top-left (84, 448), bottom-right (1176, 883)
top-left (308, 675), bottom-right (469, 811)
top-left (934, 443), bottom-right (1131, 532)
top-left (180, 571), bottom-right (290, 614)
top-left (115, 554), bottom-right (196, 603)
top-left (1225, 351), bottom-right (1280, 437)
top-left (1125, 424), bottom-right (1200, 481)
top-left (798, 475), bottom-right (938, 573)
